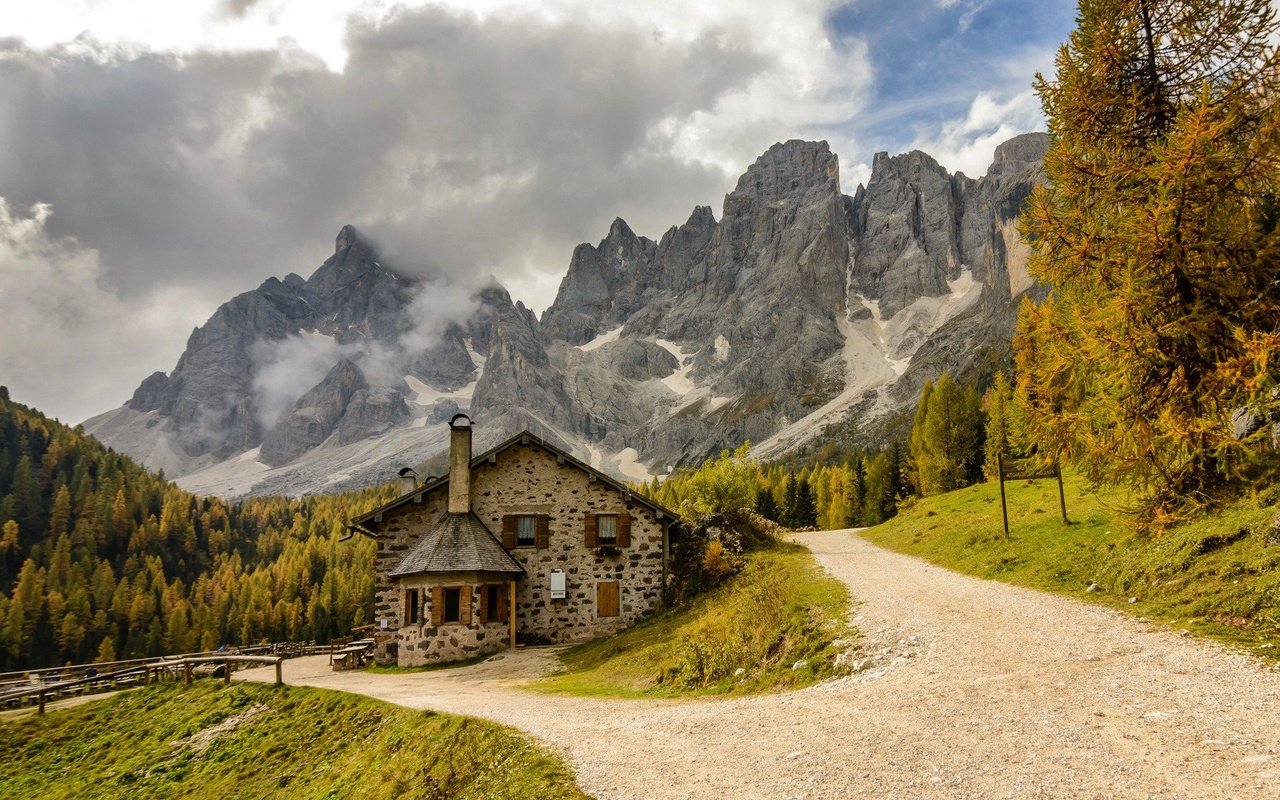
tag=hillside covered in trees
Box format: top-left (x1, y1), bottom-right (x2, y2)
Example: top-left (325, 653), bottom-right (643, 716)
top-left (0, 388), bottom-right (392, 670)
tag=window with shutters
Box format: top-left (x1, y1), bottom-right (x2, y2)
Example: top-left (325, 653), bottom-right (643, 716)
top-left (516, 515), bottom-right (536, 546)
top-left (596, 514), bottom-right (617, 544)
top-left (405, 589), bottom-right (420, 624)
top-left (443, 587), bottom-right (461, 623)
top-left (484, 584), bottom-right (502, 623)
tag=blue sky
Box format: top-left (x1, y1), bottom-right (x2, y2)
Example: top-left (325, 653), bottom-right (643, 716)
top-left (0, 0), bottom-right (1080, 422)
top-left (830, 0), bottom-right (1075, 146)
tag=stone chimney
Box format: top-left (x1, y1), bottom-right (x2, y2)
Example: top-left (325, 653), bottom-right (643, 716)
top-left (448, 414), bottom-right (473, 513)
top-left (397, 467), bottom-right (418, 494)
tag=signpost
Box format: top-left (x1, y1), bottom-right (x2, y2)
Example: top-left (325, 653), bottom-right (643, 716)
top-left (996, 452), bottom-right (1068, 537)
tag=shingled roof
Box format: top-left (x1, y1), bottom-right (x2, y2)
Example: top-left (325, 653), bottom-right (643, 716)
top-left (352, 429), bottom-right (676, 528)
top-left (390, 512), bottom-right (523, 577)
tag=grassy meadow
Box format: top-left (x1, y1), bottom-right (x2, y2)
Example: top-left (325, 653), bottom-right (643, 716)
top-left (536, 542), bottom-right (852, 697)
top-left (860, 473), bottom-right (1280, 657)
top-left (0, 682), bottom-right (588, 800)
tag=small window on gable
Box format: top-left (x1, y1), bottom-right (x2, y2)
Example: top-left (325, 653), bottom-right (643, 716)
top-left (443, 587), bottom-right (461, 623)
top-left (516, 515), bottom-right (536, 546)
top-left (596, 514), bottom-right (618, 544)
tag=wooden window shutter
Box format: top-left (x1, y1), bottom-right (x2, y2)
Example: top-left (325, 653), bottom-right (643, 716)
top-left (430, 586), bottom-right (444, 626)
top-left (502, 515), bottom-right (517, 548)
top-left (596, 581), bottom-right (619, 617)
top-left (585, 513), bottom-right (598, 548)
top-left (617, 513), bottom-right (631, 547)
top-left (535, 514), bottom-right (550, 548)
top-left (478, 584), bottom-right (489, 623)
top-left (460, 586), bottom-right (473, 625)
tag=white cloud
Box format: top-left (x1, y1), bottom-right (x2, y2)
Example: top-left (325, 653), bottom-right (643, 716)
top-left (0, 199), bottom-right (213, 423)
top-left (906, 89), bottom-right (1046, 176)
top-left (0, 1), bottom-right (1057, 423)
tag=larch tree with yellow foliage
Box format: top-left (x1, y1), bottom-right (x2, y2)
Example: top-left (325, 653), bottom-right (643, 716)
top-left (1017, 0), bottom-right (1280, 520)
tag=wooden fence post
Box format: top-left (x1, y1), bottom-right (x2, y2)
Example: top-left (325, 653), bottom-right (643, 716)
top-left (38, 691), bottom-right (46, 715)
top-left (223, 660), bottom-right (231, 685)
top-left (184, 662), bottom-right (192, 686)
top-left (1055, 461), bottom-right (1069, 524)
top-left (997, 450), bottom-right (1010, 539)
top-left (274, 658), bottom-right (282, 687)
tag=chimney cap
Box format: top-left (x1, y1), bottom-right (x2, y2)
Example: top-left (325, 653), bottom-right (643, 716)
top-left (450, 413), bottom-right (473, 428)
top-left (397, 467), bottom-right (418, 478)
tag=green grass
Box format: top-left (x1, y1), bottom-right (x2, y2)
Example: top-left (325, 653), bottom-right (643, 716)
top-left (535, 542), bottom-right (852, 697)
top-left (0, 681), bottom-right (589, 800)
top-left (861, 474), bottom-right (1280, 658)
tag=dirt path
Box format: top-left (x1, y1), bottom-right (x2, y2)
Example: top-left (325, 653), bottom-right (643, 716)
top-left (240, 530), bottom-right (1280, 799)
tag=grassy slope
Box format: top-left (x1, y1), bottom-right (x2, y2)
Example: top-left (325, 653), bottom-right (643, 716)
top-left (536, 542), bottom-right (852, 697)
top-left (861, 474), bottom-right (1280, 656)
top-left (0, 682), bottom-right (589, 800)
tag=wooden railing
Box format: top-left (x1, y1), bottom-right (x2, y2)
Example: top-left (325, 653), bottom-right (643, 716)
top-left (0, 642), bottom-right (340, 714)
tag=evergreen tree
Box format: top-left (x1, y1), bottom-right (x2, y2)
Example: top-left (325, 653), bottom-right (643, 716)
top-left (782, 475), bottom-right (800, 528)
top-left (909, 374), bottom-right (985, 495)
top-left (792, 478), bottom-right (818, 529)
top-left (1018, 0), bottom-right (1280, 517)
top-left (755, 489), bottom-right (779, 522)
top-left (983, 371), bottom-right (1016, 481)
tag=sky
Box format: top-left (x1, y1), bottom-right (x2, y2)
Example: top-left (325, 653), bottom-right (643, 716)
top-left (0, 0), bottom-right (1078, 425)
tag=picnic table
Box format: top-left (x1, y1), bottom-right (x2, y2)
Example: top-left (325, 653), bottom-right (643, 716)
top-left (331, 638), bottom-right (376, 671)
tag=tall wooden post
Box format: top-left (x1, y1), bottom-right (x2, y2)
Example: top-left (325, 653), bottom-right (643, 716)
top-left (274, 658), bottom-right (283, 687)
top-left (508, 579), bottom-right (517, 649)
top-left (38, 691), bottom-right (46, 715)
top-left (184, 662), bottom-right (192, 686)
top-left (223, 660), bottom-right (231, 685)
top-left (1055, 461), bottom-right (1069, 524)
top-left (997, 450), bottom-right (1010, 538)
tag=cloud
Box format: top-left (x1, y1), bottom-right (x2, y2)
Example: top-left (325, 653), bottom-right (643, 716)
top-left (0, 198), bottom-right (213, 423)
top-left (0, 1), bottom-right (1073, 422)
top-left (247, 274), bottom-right (480, 429)
top-left (907, 89), bottom-right (1046, 176)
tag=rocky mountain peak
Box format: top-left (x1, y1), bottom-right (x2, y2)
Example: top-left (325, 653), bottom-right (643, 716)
top-left (868, 148), bottom-right (949, 186)
top-left (991, 132), bottom-right (1049, 169)
top-left (607, 217), bottom-right (635, 242)
top-left (127, 371), bottom-right (170, 413)
top-left (335, 223), bottom-right (362, 253)
top-left (730, 140), bottom-right (840, 205)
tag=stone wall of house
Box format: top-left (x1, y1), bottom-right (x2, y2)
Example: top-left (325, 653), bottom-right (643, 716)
top-left (391, 571), bottom-right (513, 666)
top-left (371, 439), bottom-right (670, 665)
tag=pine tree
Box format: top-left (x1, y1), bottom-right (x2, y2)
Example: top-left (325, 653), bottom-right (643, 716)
top-left (983, 371), bottom-right (1016, 481)
top-left (782, 475), bottom-right (800, 528)
top-left (910, 374), bottom-right (984, 495)
top-left (1017, 0), bottom-right (1280, 517)
top-left (792, 479), bottom-right (817, 529)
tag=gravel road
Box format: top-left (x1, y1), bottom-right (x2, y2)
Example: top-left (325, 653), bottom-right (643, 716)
top-left (240, 529), bottom-right (1280, 799)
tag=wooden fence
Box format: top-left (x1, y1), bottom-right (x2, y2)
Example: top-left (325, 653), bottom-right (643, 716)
top-left (0, 641), bottom-right (335, 715)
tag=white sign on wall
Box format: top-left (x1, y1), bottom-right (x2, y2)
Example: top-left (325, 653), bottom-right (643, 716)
top-left (550, 569), bottom-right (567, 600)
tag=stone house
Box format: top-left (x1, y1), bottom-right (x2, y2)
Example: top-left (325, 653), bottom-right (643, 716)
top-left (350, 414), bottom-right (676, 666)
